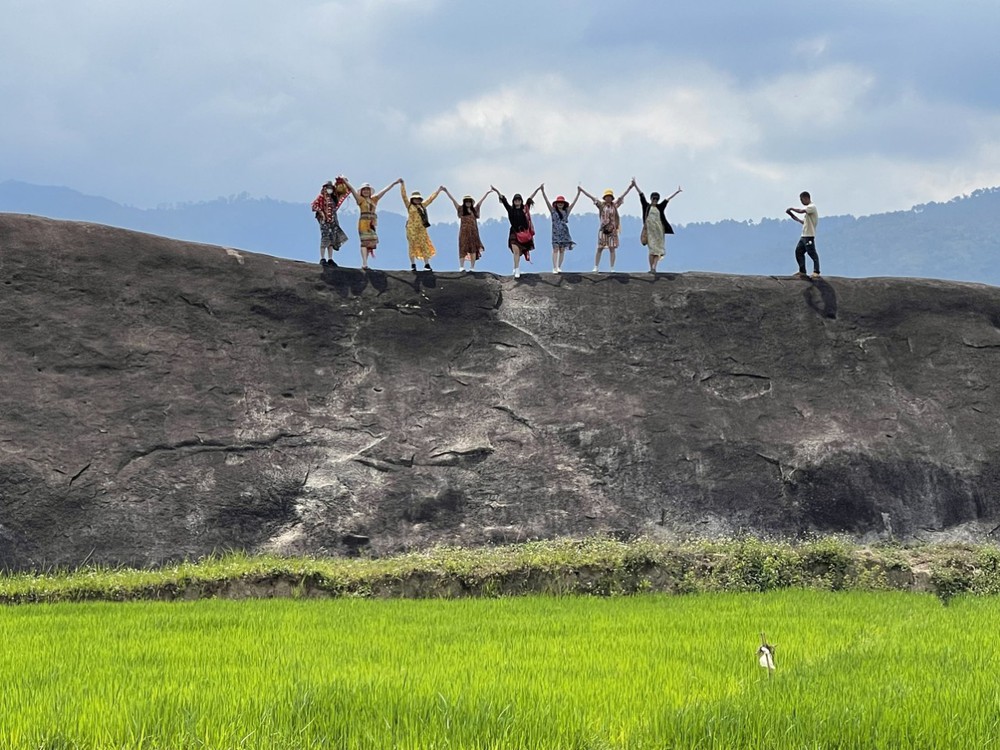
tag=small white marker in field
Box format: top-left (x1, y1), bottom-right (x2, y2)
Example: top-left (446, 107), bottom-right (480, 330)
top-left (758, 632), bottom-right (775, 675)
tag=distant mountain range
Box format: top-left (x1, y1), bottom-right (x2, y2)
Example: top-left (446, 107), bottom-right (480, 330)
top-left (2, 180), bottom-right (999, 284)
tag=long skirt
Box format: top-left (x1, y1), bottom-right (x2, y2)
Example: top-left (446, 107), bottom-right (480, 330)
top-left (645, 213), bottom-right (666, 257)
top-left (406, 221), bottom-right (436, 261)
top-left (358, 211), bottom-right (378, 252)
top-left (459, 214), bottom-right (484, 260)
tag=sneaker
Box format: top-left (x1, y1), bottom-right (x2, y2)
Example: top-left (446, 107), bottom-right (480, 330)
top-left (320, 258), bottom-right (327, 265)
top-left (424, 263), bottom-right (432, 271)
top-left (411, 263), bottom-right (418, 273)
top-left (793, 271), bottom-right (809, 279)
top-left (592, 266), bottom-right (599, 273)
top-left (513, 268), bottom-right (521, 278)
top-left (329, 260), bottom-right (337, 268)
top-left (554, 267), bottom-right (561, 274)
top-left (811, 271), bottom-right (822, 279)
top-left (461, 267), bottom-right (468, 273)
top-left (609, 266), bottom-right (615, 273)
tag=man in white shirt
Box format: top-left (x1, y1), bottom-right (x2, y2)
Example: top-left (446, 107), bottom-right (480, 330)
top-left (786, 191), bottom-right (820, 279)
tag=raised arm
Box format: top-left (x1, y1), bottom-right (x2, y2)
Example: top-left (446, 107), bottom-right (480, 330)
top-left (665, 185), bottom-right (682, 203)
top-left (617, 179), bottom-right (636, 206)
top-left (475, 189), bottom-right (493, 212)
top-left (495, 187), bottom-right (512, 210)
top-left (345, 181), bottom-right (361, 203)
top-left (579, 186), bottom-right (597, 203)
top-left (441, 186), bottom-right (460, 211)
top-left (374, 179), bottom-right (401, 202)
top-left (540, 185), bottom-right (553, 213)
top-left (527, 184), bottom-right (542, 203)
top-left (424, 186), bottom-right (443, 206)
top-left (567, 186), bottom-right (582, 213)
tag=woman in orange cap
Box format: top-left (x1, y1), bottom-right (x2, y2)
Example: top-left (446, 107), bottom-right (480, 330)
top-left (540, 185), bottom-right (582, 273)
top-left (442, 187), bottom-right (492, 271)
top-left (347, 179), bottom-right (401, 270)
top-left (580, 180), bottom-right (636, 272)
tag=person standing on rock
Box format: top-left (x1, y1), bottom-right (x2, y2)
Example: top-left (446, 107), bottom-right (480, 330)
top-left (401, 180), bottom-right (443, 272)
top-left (348, 179), bottom-right (401, 270)
top-left (494, 185), bottom-right (541, 279)
top-left (311, 178), bottom-right (350, 266)
top-left (580, 181), bottom-right (635, 273)
top-left (787, 191), bottom-right (820, 279)
top-left (540, 185), bottom-right (581, 274)
top-left (636, 181), bottom-right (681, 274)
top-left (442, 187), bottom-right (491, 272)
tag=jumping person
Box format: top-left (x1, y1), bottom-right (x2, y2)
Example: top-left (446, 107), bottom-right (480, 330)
top-left (494, 185), bottom-right (541, 279)
top-left (442, 187), bottom-right (491, 272)
top-left (787, 191), bottom-right (820, 279)
top-left (400, 180), bottom-right (443, 272)
top-left (310, 178), bottom-right (350, 266)
top-left (580, 182), bottom-right (635, 273)
top-left (636, 181), bottom-right (681, 274)
top-left (540, 185), bottom-right (581, 273)
top-left (348, 179), bottom-right (401, 270)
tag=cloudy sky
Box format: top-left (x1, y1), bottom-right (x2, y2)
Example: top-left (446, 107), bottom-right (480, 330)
top-left (4, 0), bottom-right (1000, 223)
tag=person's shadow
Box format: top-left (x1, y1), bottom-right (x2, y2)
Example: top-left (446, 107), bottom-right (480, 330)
top-left (804, 278), bottom-right (838, 319)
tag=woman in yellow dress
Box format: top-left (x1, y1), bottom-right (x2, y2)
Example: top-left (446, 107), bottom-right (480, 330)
top-left (400, 180), bottom-right (443, 272)
top-left (348, 179), bottom-right (400, 270)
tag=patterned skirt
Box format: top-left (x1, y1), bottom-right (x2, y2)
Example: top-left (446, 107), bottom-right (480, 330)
top-left (459, 214), bottom-right (484, 260)
top-left (319, 216), bottom-right (348, 251)
top-left (358, 211), bottom-right (378, 251)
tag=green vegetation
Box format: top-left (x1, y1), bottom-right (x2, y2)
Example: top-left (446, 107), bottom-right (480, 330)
top-left (3, 537), bottom-right (1000, 603)
top-left (0, 591), bottom-right (997, 749)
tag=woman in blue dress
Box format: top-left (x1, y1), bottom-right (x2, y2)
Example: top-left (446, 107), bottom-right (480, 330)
top-left (540, 185), bottom-right (582, 274)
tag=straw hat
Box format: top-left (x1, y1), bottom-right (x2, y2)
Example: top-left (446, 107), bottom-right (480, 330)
top-left (462, 194), bottom-right (474, 202)
top-left (360, 182), bottom-right (372, 191)
top-left (410, 191), bottom-right (423, 201)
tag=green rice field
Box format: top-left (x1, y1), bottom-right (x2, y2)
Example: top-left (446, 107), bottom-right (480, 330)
top-left (1, 590), bottom-right (998, 749)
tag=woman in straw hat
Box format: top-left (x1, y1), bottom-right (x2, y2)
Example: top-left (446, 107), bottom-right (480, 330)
top-left (400, 180), bottom-right (443, 272)
top-left (441, 186), bottom-right (492, 272)
top-left (540, 184), bottom-right (582, 273)
top-left (347, 178), bottom-right (401, 270)
top-left (580, 181), bottom-right (636, 273)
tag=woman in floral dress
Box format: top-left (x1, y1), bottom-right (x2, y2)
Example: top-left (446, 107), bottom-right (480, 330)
top-left (348, 179), bottom-right (400, 270)
top-left (580, 181), bottom-right (636, 273)
top-left (400, 180), bottom-right (443, 272)
top-left (540, 184), bottom-right (581, 273)
top-left (442, 187), bottom-right (492, 271)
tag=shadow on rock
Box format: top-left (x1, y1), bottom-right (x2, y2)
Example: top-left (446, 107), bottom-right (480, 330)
top-left (320, 266), bottom-right (369, 297)
top-left (804, 278), bottom-right (838, 319)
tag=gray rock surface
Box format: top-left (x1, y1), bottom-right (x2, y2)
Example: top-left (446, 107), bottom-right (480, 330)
top-left (2, 213), bottom-right (1000, 569)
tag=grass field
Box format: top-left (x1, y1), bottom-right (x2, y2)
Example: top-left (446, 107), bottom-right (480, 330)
top-left (1, 591), bottom-right (998, 749)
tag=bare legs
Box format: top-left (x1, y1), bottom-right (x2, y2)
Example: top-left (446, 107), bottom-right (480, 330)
top-left (512, 244), bottom-right (523, 278)
top-left (552, 247), bottom-right (566, 273)
top-left (593, 247), bottom-right (616, 272)
top-left (460, 255), bottom-right (478, 272)
top-left (649, 254), bottom-right (662, 273)
top-left (360, 246), bottom-right (371, 269)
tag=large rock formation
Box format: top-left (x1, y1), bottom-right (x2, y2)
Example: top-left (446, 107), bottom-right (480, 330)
top-left (2, 213), bottom-right (999, 568)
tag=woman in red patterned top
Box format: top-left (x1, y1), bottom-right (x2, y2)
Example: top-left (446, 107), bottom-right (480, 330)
top-left (310, 178), bottom-right (350, 267)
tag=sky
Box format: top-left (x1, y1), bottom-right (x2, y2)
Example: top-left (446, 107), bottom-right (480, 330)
top-left (3, 0), bottom-right (1000, 224)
